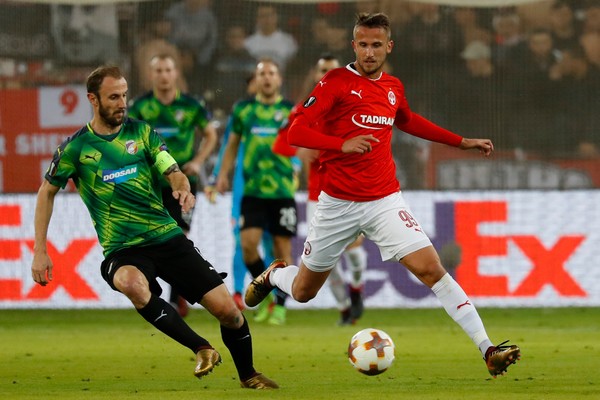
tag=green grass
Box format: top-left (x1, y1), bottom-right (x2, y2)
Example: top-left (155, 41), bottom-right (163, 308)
top-left (1, 307), bottom-right (598, 399)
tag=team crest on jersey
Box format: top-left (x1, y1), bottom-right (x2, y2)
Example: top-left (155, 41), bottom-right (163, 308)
top-left (303, 96), bottom-right (316, 108)
top-left (274, 110), bottom-right (284, 122)
top-left (303, 241), bottom-right (312, 256)
top-left (125, 140), bottom-right (138, 155)
top-left (388, 90), bottom-right (396, 105)
top-left (174, 109), bottom-right (185, 123)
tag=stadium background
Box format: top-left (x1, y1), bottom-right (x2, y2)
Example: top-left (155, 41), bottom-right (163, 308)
top-left (0, 0), bottom-right (598, 308)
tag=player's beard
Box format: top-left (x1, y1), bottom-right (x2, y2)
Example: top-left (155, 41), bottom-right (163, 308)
top-left (357, 58), bottom-right (383, 76)
top-left (258, 85), bottom-right (280, 103)
top-left (261, 83), bottom-right (278, 98)
top-left (98, 98), bottom-right (125, 128)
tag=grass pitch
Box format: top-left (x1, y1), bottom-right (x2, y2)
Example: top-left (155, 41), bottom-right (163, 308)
top-left (1, 307), bottom-right (598, 399)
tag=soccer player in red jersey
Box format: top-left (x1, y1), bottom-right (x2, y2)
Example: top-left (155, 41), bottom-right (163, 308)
top-left (248, 13), bottom-right (520, 377)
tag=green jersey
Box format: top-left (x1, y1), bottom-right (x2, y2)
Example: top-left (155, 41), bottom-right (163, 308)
top-left (128, 91), bottom-right (210, 186)
top-left (231, 95), bottom-right (295, 199)
top-left (45, 118), bottom-right (182, 256)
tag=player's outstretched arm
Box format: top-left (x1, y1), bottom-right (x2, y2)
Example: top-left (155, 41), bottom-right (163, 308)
top-left (458, 138), bottom-right (494, 157)
top-left (32, 180), bottom-right (60, 286)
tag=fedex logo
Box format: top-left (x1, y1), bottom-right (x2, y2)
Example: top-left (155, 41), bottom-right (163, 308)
top-left (436, 201), bottom-right (585, 297)
top-left (0, 204), bottom-right (99, 301)
top-left (362, 200), bottom-right (586, 299)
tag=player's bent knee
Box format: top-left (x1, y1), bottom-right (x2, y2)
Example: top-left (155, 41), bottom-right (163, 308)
top-left (200, 286), bottom-right (244, 329)
top-left (292, 286), bottom-right (318, 303)
top-left (113, 270), bottom-right (150, 306)
top-left (215, 305), bottom-right (243, 328)
top-left (411, 263), bottom-right (446, 288)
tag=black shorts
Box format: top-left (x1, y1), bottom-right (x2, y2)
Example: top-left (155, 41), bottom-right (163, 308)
top-left (100, 234), bottom-right (223, 304)
top-left (240, 196), bottom-right (297, 236)
top-left (161, 181), bottom-right (198, 231)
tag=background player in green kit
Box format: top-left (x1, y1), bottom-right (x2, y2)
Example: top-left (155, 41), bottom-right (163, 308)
top-left (215, 59), bottom-right (296, 325)
top-left (30, 65), bottom-right (278, 389)
top-left (128, 54), bottom-right (218, 317)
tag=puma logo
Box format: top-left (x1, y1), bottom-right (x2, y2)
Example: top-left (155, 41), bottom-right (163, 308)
top-left (351, 90), bottom-right (363, 99)
top-left (80, 152), bottom-right (101, 163)
top-left (457, 300), bottom-right (471, 310)
top-left (154, 309), bottom-right (167, 322)
top-left (318, 80), bottom-right (326, 87)
top-left (106, 260), bottom-right (117, 276)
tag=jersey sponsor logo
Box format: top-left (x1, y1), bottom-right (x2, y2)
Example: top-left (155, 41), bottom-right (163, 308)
top-left (102, 164), bottom-right (139, 184)
top-left (155, 127), bottom-right (179, 138)
top-left (250, 126), bottom-right (279, 136)
top-left (350, 89), bottom-right (363, 99)
top-left (125, 140), bottom-right (138, 155)
top-left (388, 90), bottom-right (396, 105)
top-left (303, 96), bottom-right (316, 108)
top-left (351, 114), bottom-right (395, 130)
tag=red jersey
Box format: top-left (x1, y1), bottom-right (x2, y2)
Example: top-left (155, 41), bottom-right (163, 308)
top-left (289, 64), bottom-right (462, 202)
top-left (272, 104), bottom-right (322, 201)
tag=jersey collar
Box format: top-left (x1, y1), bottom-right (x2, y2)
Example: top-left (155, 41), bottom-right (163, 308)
top-left (153, 89), bottom-right (180, 105)
top-left (346, 62), bottom-right (383, 81)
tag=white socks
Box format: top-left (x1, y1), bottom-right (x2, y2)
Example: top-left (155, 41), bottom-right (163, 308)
top-left (328, 261), bottom-right (351, 310)
top-left (269, 265), bottom-right (299, 301)
top-left (343, 246), bottom-right (367, 288)
top-left (431, 273), bottom-right (493, 356)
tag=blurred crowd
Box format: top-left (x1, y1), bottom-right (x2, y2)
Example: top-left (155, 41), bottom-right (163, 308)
top-left (1, 0), bottom-right (599, 162)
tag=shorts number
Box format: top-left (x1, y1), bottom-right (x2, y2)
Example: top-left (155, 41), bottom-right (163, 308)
top-left (398, 210), bottom-right (419, 228)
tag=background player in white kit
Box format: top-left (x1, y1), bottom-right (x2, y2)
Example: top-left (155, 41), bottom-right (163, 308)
top-left (246, 12), bottom-right (521, 378)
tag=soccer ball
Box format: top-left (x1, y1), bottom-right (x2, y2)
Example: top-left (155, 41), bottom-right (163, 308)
top-left (348, 328), bottom-right (395, 375)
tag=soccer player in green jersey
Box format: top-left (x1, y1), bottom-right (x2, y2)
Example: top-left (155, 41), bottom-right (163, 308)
top-left (215, 59), bottom-right (296, 325)
top-left (31, 66), bottom-right (278, 389)
top-left (129, 54), bottom-right (218, 317)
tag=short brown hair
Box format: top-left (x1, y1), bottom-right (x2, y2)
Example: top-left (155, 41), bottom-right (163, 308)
top-left (86, 65), bottom-right (123, 95)
top-left (354, 13), bottom-right (391, 39)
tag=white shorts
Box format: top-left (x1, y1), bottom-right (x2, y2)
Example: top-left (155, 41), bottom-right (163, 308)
top-left (301, 191), bottom-right (431, 272)
top-left (306, 199), bottom-right (318, 222)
